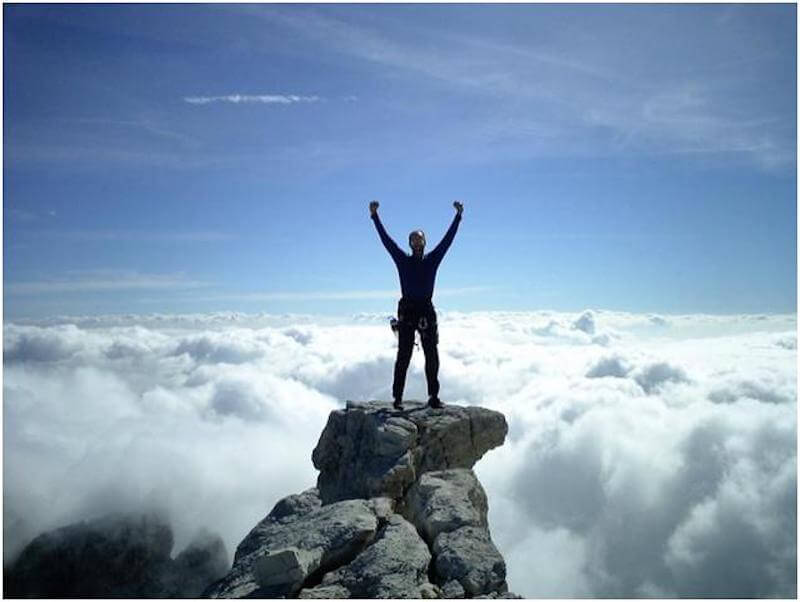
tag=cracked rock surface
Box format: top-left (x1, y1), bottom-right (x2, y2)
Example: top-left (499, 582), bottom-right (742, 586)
top-left (205, 401), bottom-right (520, 599)
top-left (404, 469), bottom-right (489, 542)
top-left (204, 492), bottom-right (383, 598)
top-left (313, 401), bottom-right (507, 505)
top-left (300, 514), bottom-right (433, 599)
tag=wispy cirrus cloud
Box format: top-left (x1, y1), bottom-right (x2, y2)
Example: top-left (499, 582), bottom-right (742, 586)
top-left (240, 5), bottom-right (794, 170)
top-left (138, 286), bottom-right (492, 303)
top-left (64, 117), bottom-right (201, 148)
top-left (20, 230), bottom-right (235, 243)
top-left (6, 271), bottom-right (214, 295)
top-left (6, 208), bottom-right (57, 222)
top-left (184, 94), bottom-right (323, 105)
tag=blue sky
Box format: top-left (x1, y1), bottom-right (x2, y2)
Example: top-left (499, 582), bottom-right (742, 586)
top-left (4, 3), bottom-right (797, 319)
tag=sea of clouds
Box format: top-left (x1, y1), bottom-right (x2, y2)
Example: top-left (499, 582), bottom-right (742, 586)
top-left (3, 308), bottom-right (796, 597)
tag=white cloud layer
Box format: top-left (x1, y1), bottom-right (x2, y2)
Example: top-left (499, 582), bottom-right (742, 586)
top-left (3, 309), bottom-right (796, 597)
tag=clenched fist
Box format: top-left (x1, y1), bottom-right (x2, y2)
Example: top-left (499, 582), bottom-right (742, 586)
top-left (453, 201), bottom-right (464, 216)
top-left (369, 200), bottom-right (379, 216)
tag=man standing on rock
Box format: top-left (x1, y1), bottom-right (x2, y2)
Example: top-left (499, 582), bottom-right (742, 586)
top-left (370, 200), bottom-right (463, 411)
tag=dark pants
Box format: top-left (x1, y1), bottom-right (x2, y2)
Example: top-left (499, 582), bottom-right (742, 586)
top-left (393, 298), bottom-right (440, 401)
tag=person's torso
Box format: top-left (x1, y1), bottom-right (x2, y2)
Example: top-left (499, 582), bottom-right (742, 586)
top-left (396, 254), bottom-right (439, 300)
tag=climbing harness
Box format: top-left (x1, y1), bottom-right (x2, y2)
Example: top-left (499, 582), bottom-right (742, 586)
top-left (388, 315), bottom-right (420, 349)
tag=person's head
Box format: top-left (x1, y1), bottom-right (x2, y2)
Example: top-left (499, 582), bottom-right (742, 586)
top-left (409, 230), bottom-right (426, 254)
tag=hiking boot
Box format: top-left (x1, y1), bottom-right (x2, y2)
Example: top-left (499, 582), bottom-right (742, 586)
top-left (427, 396), bottom-right (443, 409)
top-left (393, 399), bottom-right (404, 411)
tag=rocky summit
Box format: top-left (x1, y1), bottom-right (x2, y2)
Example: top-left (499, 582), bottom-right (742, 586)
top-left (205, 400), bottom-right (520, 599)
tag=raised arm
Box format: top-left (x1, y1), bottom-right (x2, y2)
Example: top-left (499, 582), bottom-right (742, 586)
top-left (427, 201), bottom-right (463, 265)
top-left (370, 201), bottom-right (405, 264)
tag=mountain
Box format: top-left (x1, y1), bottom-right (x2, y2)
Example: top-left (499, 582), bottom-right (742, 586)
top-left (204, 400), bottom-right (520, 599)
top-left (5, 400), bottom-right (518, 599)
top-left (4, 512), bottom-right (228, 598)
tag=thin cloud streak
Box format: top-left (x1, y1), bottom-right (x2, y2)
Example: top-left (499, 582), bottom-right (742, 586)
top-left (245, 5), bottom-right (794, 169)
top-left (6, 273), bottom-right (214, 295)
top-left (23, 230), bottom-right (235, 243)
top-left (63, 118), bottom-right (200, 147)
top-left (184, 94), bottom-right (323, 105)
top-left (154, 286), bottom-right (493, 303)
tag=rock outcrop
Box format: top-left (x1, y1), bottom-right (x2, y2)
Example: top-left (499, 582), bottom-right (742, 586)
top-left (4, 512), bottom-right (229, 598)
top-left (206, 400), bottom-right (520, 599)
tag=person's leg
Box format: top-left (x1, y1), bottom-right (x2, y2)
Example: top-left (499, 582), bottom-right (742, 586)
top-left (392, 321), bottom-right (415, 406)
top-left (420, 310), bottom-right (441, 403)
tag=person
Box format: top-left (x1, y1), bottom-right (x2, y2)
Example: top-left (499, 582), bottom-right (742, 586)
top-left (370, 200), bottom-right (463, 411)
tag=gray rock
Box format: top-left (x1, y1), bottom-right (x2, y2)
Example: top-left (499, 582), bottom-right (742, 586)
top-left (400, 468), bottom-right (509, 598)
top-left (443, 579), bottom-right (467, 598)
top-left (313, 401), bottom-right (507, 504)
top-left (207, 402), bottom-right (519, 599)
top-left (310, 514), bottom-right (433, 598)
top-left (404, 469), bottom-right (488, 542)
top-left (298, 584), bottom-right (350, 598)
top-left (255, 547), bottom-right (318, 589)
top-left (232, 488), bottom-right (322, 564)
top-left (4, 512), bottom-right (228, 598)
top-left (433, 526), bottom-right (507, 597)
top-left (415, 407), bottom-right (506, 476)
top-left (205, 496), bottom-right (379, 598)
top-left (420, 582), bottom-right (444, 598)
top-left (169, 529), bottom-right (230, 597)
top-left (266, 487), bottom-right (323, 522)
top-left (369, 496), bottom-right (396, 521)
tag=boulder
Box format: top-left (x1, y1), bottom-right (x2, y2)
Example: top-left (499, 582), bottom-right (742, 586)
top-left (302, 514), bottom-right (434, 598)
top-left (313, 401), bottom-right (507, 505)
top-left (433, 526), bottom-right (507, 597)
top-left (403, 468), bottom-right (489, 542)
top-left (402, 468), bottom-right (509, 596)
top-left (203, 492), bottom-right (385, 598)
top-left (266, 487), bottom-right (323, 522)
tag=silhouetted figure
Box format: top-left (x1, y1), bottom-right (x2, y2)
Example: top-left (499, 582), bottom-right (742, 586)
top-left (370, 200), bottom-right (463, 411)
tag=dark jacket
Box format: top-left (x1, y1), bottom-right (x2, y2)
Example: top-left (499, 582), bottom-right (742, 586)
top-left (372, 213), bottom-right (461, 302)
